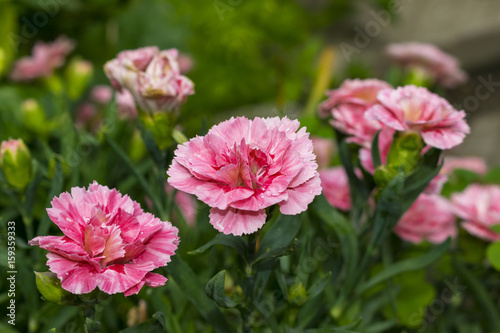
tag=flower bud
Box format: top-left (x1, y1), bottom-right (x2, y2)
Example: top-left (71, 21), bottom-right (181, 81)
top-left (21, 99), bottom-right (51, 136)
top-left (65, 58), bottom-right (93, 100)
top-left (288, 282), bottom-right (307, 306)
top-left (0, 48), bottom-right (5, 76)
top-left (35, 271), bottom-right (78, 305)
top-left (0, 139), bottom-right (32, 189)
top-left (128, 129), bottom-right (147, 161)
top-left (386, 132), bottom-right (424, 173)
top-left (139, 112), bottom-right (176, 150)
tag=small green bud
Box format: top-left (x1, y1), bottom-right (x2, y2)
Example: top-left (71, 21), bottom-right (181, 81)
top-left (35, 271), bottom-right (78, 305)
top-left (0, 48), bottom-right (5, 76)
top-left (21, 99), bottom-right (51, 136)
top-left (128, 130), bottom-right (147, 162)
top-left (387, 132), bottom-right (424, 173)
top-left (288, 282), bottom-right (307, 306)
top-left (65, 58), bottom-right (93, 100)
top-left (0, 138), bottom-right (32, 189)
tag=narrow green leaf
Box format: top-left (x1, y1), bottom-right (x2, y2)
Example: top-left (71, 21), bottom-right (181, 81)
top-left (307, 272), bottom-right (332, 300)
top-left (187, 233), bottom-right (247, 261)
top-left (356, 240), bottom-right (449, 295)
top-left (205, 270), bottom-right (238, 308)
top-left (370, 130), bottom-right (382, 169)
top-left (253, 238), bottom-right (300, 265)
top-left (487, 242), bottom-right (500, 271)
top-left (256, 214), bottom-right (301, 260)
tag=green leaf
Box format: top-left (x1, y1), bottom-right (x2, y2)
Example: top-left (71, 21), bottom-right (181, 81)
top-left (487, 242), bottom-right (500, 271)
top-left (188, 233), bottom-right (247, 261)
top-left (307, 271), bottom-right (332, 300)
top-left (356, 240), bottom-right (449, 295)
top-left (256, 214), bottom-right (301, 260)
top-left (370, 130), bottom-right (382, 169)
top-left (119, 312), bottom-right (166, 333)
top-left (491, 225), bottom-right (500, 235)
top-left (253, 238), bottom-right (300, 265)
top-left (38, 159), bottom-right (64, 236)
top-left (163, 256), bottom-right (233, 332)
top-left (85, 317), bottom-right (102, 333)
top-left (311, 196), bottom-right (359, 280)
top-left (205, 270), bottom-right (238, 308)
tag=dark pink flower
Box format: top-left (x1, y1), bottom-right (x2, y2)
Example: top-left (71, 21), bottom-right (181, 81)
top-left (451, 184), bottom-right (500, 242)
top-left (319, 167), bottom-right (351, 211)
top-left (104, 47), bottom-right (194, 113)
top-left (29, 182), bottom-right (179, 296)
top-left (10, 36), bottom-right (74, 82)
top-left (320, 79), bottom-right (392, 146)
top-left (386, 42), bottom-right (468, 88)
top-left (365, 85), bottom-right (470, 150)
top-left (167, 117), bottom-right (322, 236)
top-left (394, 194), bottom-right (456, 244)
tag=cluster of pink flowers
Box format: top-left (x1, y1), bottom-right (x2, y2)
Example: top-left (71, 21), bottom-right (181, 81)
top-left (167, 116), bottom-right (322, 236)
top-left (104, 47), bottom-right (194, 113)
top-left (29, 182), bottom-right (179, 296)
top-left (10, 36), bottom-right (75, 82)
top-left (386, 42), bottom-right (468, 88)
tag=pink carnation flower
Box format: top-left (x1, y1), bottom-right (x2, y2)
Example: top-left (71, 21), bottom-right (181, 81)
top-left (320, 79), bottom-right (392, 146)
top-left (10, 36), bottom-right (74, 82)
top-left (365, 85), bottom-right (470, 150)
top-left (29, 182), bottom-right (179, 296)
top-left (451, 184), bottom-right (500, 242)
top-left (167, 117), bottom-right (322, 236)
top-left (104, 47), bottom-right (194, 113)
top-left (91, 85), bottom-right (113, 105)
top-left (116, 90), bottom-right (138, 120)
top-left (165, 184), bottom-right (198, 226)
top-left (386, 42), bottom-right (468, 88)
top-left (394, 194), bottom-right (457, 244)
top-left (312, 137), bottom-right (336, 169)
top-left (442, 156), bottom-right (488, 175)
top-left (319, 167), bottom-right (351, 211)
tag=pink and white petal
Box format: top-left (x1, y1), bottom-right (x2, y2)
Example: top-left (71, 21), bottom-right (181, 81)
top-left (167, 160), bottom-right (206, 194)
top-left (195, 182), bottom-right (254, 210)
top-left (96, 263), bottom-right (154, 295)
top-left (31, 235), bottom-right (89, 261)
top-left (229, 190), bottom-right (288, 211)
top-left (134, 223), bottom-right (179, 268)
top-left (462, 222), bottom-right (500, 242)
top-left (46, 253), bottom-right (98, 294)
top-left (123, 272), bottom-right (167, 296)
top-left (279, 174), bottom-right (322, 215)
top-left (421, 128), bottom-right (468, 150)
top-left (209, 208), bottom-right (266, 236)
top-left (365, 105), bottom-right (406, 131)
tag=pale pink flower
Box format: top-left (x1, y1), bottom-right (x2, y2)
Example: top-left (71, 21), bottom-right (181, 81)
top-left (394, 194), bottom-right (456, 244)
top-left (29, 181), bottom-right (179, 296)
top-left (442, 156), bottom-right (488, 175)
top-left (319, 167), bottom-right (351, 211)
top-left (320, 79), bottom-right (392, 146)
top-left (116, 90), bottom-right (138, 119)
top-left (386, 42), bottom-right (468, 88)
top-left (91, 85), bottom-right (113, 105)
top-left (104, 47), bottom-right (194, 113)
top-left (451, 184), bottom-right (500, 242)
top-left (167, 117), bottom-right (322, 236)
top-left (178, 53), bottom-right (194, 74)
top-left (312, 137), bottom-right (336, 169)
top-left (365, 85), bottom-right (470, 150)
top-left (10, 36), bottom-right (74, 82)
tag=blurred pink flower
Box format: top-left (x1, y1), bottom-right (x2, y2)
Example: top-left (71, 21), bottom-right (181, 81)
top-left (320, 79), bottom-right (392, 146)
top-left (104, 47), bottom-right (194, 113)
top-left (116, 90), bottom-right (138, 119)
top-left (319, 167), bottom-right (351, 211)
top-left (365, 85), bottom-right (470, 150)
top-left (165, 184), bottom-right (198, 226)
top-left (10, 36), bottom-right (74, 82)
top-left (75, 102), bottom-right (98, 130)
top-left (386, 42), bottom-right (468, 88)
top-left (424, 173), bottom-right (448, 195)
top-left (178, 53), bottom-right (194, 74)
top-left (451, 184), bottom-right (500, 242)
top-left (91, 85), bottom-right (113, 105)
top-left (442, 156), bottom-right (488, 175)
top-left (167, 117), bottom-right (322, 236)
top-left (394, 194), bottom-right (457, 244)
top-left (312, 137), bottom-right (335, 169)
top-left (29, 181), bottom-right (179, 296)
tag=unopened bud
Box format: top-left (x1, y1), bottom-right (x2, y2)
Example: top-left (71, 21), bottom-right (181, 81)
top-left (0, 138), bottom-right (32, 189)
top-left (34, 271), bottom-right (78, 305)
top-left (65, 58), bottom-right (93, 100)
